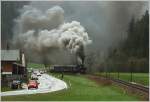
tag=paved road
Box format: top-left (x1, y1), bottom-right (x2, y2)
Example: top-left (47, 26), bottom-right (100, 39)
top-left (1, 74), bottom-right (67, 96)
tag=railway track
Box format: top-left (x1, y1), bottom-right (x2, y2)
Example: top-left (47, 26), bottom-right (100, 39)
top-left (91, 74), bottom-right (149, 93)
top-left (111, 78), bottom-right (149, 93)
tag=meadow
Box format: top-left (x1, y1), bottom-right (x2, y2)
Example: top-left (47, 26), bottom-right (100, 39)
top-left (27, 63), bottom-right (45, 69)
top-left (2, 73), bottom-right (140, 101)
top-left (96, 72), bottom-right (149, 86)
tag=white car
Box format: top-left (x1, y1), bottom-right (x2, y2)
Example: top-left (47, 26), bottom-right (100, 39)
top-left (37, 73), bottom-right (41, 77)
top-left (31, 74), bottom-right (38, 80)
top-left (40, 71), bottom-right (44, 74)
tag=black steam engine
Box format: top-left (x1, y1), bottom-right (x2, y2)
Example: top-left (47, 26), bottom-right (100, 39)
top-left (50, 65), bottom-right (86, 74)
top-left (50, 45), bottom-right (86, 74)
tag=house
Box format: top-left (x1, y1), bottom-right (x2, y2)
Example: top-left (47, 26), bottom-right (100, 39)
top-left (1, 50), bottom-right (27, 86)
top-left (1, 50), bottom-right (20, 74)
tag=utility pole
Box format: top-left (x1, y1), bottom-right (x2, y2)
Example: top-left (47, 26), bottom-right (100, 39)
top-left (6, 41), bottom-right (10, 50)
top-left (130, 61), bottom-right (133, 82)
top-left (105, 66), bottom-right (108, 78)
top-left (117, 63), bottom-right (120, 79)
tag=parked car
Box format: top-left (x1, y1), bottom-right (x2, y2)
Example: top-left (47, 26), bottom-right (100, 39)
top-left (28, 80), bottom-right (39, 89)
top-left (40, 71), bottom-right (44, 74)
top-left (37, 73), bottom-right (41, 76)
top-left (11, 80), bottom-right (21, 89)
top-left (33, 72), bottom-right (37, 75)
top-left (31, 74), bottom-right (38, 80)
top-left (21, 83), bottom-right (28, 89)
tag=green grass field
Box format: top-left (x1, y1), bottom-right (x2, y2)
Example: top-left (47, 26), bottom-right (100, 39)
top-left (2, 73), bottom-right (140, 101)
top-left (27, 63), bottom-right (45, 69)
top-left (96, 72), bottom-right (149, 86)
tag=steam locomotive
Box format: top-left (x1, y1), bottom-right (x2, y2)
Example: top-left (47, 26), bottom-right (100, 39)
top-left (50, 64), bottom-right (86, 74)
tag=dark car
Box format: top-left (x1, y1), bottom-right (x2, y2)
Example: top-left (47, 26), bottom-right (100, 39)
top-left (11, 80), bottom-right (21, 89)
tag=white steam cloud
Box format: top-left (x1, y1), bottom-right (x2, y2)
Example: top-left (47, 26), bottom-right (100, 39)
top-left (13, 5), bottom-right (92, 64)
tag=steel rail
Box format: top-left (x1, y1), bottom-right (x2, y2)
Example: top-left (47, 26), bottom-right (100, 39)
top-left (111, 78), bottom-right (149, 93)
top-left (92, 74), bottom-right (149, 93)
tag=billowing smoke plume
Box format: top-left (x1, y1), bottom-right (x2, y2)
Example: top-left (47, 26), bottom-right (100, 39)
top-left (13, 5), bottom-right (92, 65)
top-left (27, 1), bottom-right (148, 57)
top-left (10, 1), bottom-right (148, 66)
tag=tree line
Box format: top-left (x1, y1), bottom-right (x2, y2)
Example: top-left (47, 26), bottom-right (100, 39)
top-left (100, 10), bottom-right (149, 73)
